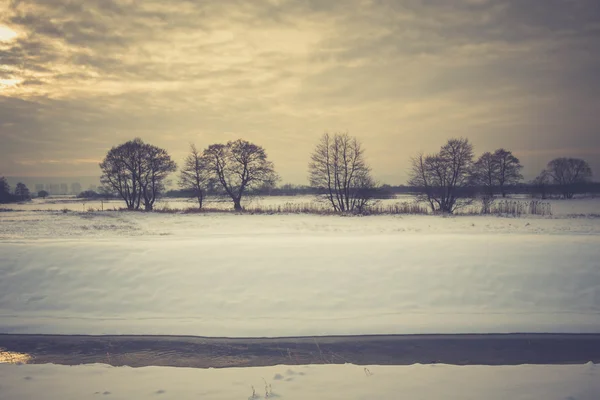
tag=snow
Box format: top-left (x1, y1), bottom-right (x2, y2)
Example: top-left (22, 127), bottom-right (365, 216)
top-left (6, 194), bottom-right (600, 216)
top-left (1, 208), bottom-right (599, 398)
top-left (1, 211), bottom-right (599, 336)
top-left (2, 209), bottom-right (600, 240)
top-left (0, 362), bottom-right (599, 400)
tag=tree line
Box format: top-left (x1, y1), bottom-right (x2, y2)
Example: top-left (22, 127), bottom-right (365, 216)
top-left (1, 135), bottom-right (594, 213)
top-left (408, 138), bottom-right (594, 213)
top-left (0, 177), bottom-right (31, 204)
top-left (95, 135), bottom-right (594, 214)
top-left (100, 138), bottom-right (278, 211)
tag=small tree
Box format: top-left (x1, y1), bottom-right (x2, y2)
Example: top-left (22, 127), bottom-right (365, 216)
top-left (471, 148), bottom-right (523, 212)
top-left (408, 138), bottom-right (474, 214)
top-left (203, 139), bottom-right (278, 211)
top-left (545, 157), bottom-right (592, 199)
top-left (100, 138), bottom-right (144, 210)
top-left (0, 177), bottom-right (13, 203)
top-left (38, 190), bottom-right (49, 199)
top-left (308, 133), bottom-right (377, 213)
top-left (493, 149), bottom-right (523, 197)
top-left (531, 170), bottom-right (551, 199)
top-left (14, 182), bottom-right (30, 201)
top-left (179, 144), bottom-right (209, 210)
top-left (139, 144), bottom-right (177, 211)
top-left (100, 138), bottom-right (176, 210)
top-left (471, 152), bottom-right (498, 214)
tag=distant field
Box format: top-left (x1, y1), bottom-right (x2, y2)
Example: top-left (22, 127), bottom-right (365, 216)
top-left (5, 194), bottom-right (600, 216)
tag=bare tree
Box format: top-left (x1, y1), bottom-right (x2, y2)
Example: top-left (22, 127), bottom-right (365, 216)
top-left (544, 157), bottom-right (592, 199)
top-left (179, 144), bottom-right (209, 209)
top-left (139, 144), bottom-right (177, 211)
top-left (472, 152), bottom-right (498, 194)
top-left (408, 138), bottom-right (474, 214)
top-left (493, 149), bottom-right (523, 197)
top-left (100, 138), bottom-right (143, 210)
top-left (203, 139), bottom-right (278, 211)
top-left (100, 138), bottom-right (176, 211)
top-left (308, 133), bottom-right (376, 213)
top-left (471, 152), bottom-right (498, 213)
top-left (531, 170), bottom-right (551, 199)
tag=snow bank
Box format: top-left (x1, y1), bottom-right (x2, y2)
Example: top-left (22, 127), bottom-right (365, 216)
top-left (1, 232), bottom-right (599, 336)
top-left (0, 362), bottom-right (598, 400)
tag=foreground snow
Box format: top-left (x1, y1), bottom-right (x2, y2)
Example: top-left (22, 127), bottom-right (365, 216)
top-left (1, 211), bottom-right (599, 336)
top-left (0, 362), bottom-right (598, 400)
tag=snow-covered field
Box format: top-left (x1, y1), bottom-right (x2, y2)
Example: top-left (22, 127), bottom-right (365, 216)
top-left (1, 362), bottom-right (599, 400)
top-left (6, 194), bottom-right (600, 216)
top-left (1, 206), bottom-right (599, 398)
top-left (1, 210), bottom-right (599, 336)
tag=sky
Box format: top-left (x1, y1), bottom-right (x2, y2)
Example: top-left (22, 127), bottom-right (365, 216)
top-left (0, 0), bottom-right (599, 185)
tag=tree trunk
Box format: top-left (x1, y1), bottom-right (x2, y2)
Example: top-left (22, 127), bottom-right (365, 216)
top-left (197, 192), bottom-right (203, 210)
top-left (233, 198), bottom-right (243, 211)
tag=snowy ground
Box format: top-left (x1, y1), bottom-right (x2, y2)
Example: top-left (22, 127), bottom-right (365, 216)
top-left (1, 207), bottom-right (599, 398)
top-left (5, 194), bottom-right (600, 216)
top-left (1, 362), bottom-right (599, 400)
top-left (1, 211), bottom-right (599, 336)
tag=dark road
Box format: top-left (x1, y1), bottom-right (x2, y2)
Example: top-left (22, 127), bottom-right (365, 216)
top-left (1, 333), bottom-right (600, 368)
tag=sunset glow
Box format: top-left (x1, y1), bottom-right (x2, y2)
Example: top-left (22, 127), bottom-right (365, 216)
top-left (0, 25), bottom-right (17, 42)
top-left (0, 1), bottom-right (599, 182)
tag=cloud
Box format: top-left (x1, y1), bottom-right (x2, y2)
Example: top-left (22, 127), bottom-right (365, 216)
top-left (1, 0), bottom-right (599, 183)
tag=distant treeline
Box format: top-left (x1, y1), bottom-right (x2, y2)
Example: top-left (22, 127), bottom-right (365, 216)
top-left (376, 182), bottom-right (600, 198)
top-left (165, 182), bottom-right (600, 199)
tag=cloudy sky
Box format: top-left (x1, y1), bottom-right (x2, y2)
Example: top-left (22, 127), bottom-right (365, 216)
top-left (1, 0), bottom-right (599, 184)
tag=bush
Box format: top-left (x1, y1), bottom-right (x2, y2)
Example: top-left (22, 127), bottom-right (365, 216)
top-left (77, 190), bottom-right (99, 199)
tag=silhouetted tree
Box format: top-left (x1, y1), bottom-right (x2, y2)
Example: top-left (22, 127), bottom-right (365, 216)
top-left (100, 138), bottom-right (176, 210)
top-left (38, 190), bottom-right (49, 199)
top-left (14, 182), bottom-right (30, 201)
top-left (408, 138), bottom-right (474, 214)
top-left (100, 138), bottom-right (144, 210)
top-left (77, 190), bottom-right (99, 199)
top-left (0, 177), bottom-right (14, 203)
top-left (471, 152), bottom-right (497, 213)
top-left (309, 132), bottom-right (377, 213)
top-left (494, 149), bottom-right (523, 197)
top-left (545, 157), bottom-right (592, 199)
top-left (472, 152), bottom-right (497, 194)
top-left (203, 139), bottom-right (278, 211)
top-left (139, 144), bottom-right (177, 211)
top-left (179, 144), bottom-right (209, 210)
top-left (471, 149), bottom-right (523, 212)
top-left (531, 170), bottom-right (551, 199)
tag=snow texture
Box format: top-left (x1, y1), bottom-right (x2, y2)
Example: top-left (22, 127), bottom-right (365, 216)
top-left (5, 195), bottom-right (600, 216)
top-left (1, 212), bottom-right (599, 336)
top-left (0, 362), bottom-right (599, 400)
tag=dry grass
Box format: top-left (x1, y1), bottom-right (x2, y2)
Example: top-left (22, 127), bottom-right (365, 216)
top-left (151, 201), bottom-right (429, 216)
top-left (74, 198), bottom-right (554, 218)
top-left (488, 200), bottom-right (552, 217)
